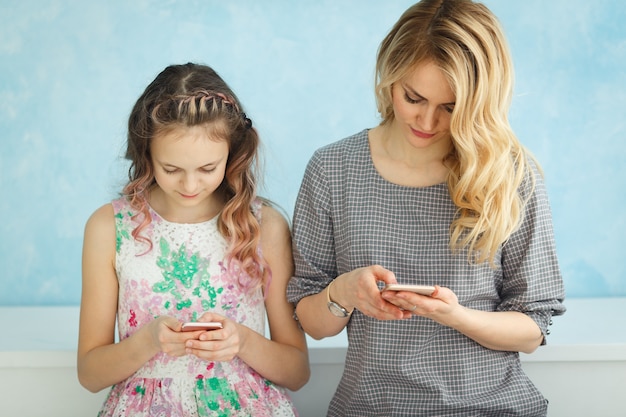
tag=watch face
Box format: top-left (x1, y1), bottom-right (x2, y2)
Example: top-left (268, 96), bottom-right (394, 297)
top-left (328, 301), bottom-right (349, 317)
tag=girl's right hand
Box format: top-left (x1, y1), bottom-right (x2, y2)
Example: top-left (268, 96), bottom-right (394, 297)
top-left (148, 316), bottom-right (194, 357)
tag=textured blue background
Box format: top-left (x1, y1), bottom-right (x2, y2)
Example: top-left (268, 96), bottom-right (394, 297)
top-left (1, 0), bottom-right (624, 305)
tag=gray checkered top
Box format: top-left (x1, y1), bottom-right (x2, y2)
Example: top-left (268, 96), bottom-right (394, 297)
top-left (287, 130), bottom-right (566, 417)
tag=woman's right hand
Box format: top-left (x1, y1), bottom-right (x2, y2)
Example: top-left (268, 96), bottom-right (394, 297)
top-left (332, 265), bottom-right (411, 320)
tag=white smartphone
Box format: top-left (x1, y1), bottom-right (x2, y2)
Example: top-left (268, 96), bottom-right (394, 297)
top-left (181, 322), bottom-right (223, 332)
top-left (382, 284), bottom-right (436, 296)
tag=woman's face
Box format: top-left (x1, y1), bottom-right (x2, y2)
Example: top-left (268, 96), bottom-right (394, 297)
top-left (390, 60), bottom-right (455, 152)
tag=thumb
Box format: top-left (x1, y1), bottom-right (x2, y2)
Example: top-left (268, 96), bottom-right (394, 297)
top-left (158, 315), bottom-right (183, 332)
top-left (196, 312), bottom-right (226, 324)
top-left (372, 265), bottom-right (397, 285)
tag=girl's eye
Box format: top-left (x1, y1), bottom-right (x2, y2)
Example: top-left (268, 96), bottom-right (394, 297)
top-left (444, 106), bottom-right (454, 114)
top-left (164, 169), bottom-right (179, 175)
top-left (201, 167), bottom-right (216, 174)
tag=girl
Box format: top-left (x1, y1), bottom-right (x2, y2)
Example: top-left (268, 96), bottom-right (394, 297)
top-left (287, 1), bottom-right (565, 416)
top-left (78, 62), bottom-right (309, 416)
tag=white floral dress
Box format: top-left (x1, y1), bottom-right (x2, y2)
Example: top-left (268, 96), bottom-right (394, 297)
top-left (98, 197), bottom-right (298, 417)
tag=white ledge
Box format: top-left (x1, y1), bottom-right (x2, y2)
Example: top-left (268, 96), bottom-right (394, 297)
top-left (1, 297), bottom-right (625, 368)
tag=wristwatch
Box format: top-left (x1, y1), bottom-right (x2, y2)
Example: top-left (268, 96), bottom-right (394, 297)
top-left (326, 280), bottom-right (352, 318)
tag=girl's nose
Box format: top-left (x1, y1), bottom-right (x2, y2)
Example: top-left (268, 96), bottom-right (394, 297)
top-left (181, 174), bottom-right (198, 192)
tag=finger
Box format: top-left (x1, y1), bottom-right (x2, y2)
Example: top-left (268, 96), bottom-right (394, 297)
top-left (371, 265), bottom-right (397, 286)
top-left (431, 285), bottom-right (440, 298)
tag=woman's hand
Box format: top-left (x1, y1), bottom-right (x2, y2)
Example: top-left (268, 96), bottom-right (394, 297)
top-left (381, 285), bottom-right (459, 323)
top-left (331, 265), bottom-right (413, 321)
top-left (382, 286), bottom-right (543, 353)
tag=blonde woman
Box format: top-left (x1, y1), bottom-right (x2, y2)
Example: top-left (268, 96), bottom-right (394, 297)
top-left (287, 1), bottom-right (565, 415)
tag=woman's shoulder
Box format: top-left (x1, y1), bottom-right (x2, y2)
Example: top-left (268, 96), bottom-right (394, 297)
top-left (313, 129), bottom-right (369, 158)
top-left (306, 129), bottom-right (371, 178)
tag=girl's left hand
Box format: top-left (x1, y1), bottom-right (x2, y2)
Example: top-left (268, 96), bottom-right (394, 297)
top-left (184, 312), bottom-right (240, 362)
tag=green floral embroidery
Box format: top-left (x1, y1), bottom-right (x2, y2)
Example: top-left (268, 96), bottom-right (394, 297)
top-left (196, 377), bottom-right (240, 417)
top-left (152, 237), bottom-right (222, 312)
top-left (114, 211), bottom-right (131, 253)
top-left (134, 385), bottom-right (145, 396)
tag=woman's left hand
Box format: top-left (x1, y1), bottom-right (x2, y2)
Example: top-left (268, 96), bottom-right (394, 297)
top-left (184, 312), bottom-right (240, 362)
top-left (381, 285), bottom-right (460, 325)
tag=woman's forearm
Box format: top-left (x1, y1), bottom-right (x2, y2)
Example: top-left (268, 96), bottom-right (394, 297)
top-left (444, 308), bottom-right (543, 354)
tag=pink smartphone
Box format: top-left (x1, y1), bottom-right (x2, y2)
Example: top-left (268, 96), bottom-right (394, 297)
top-left (181, 322), bottom-right (223, 332)
top-left (382, 284), bottom-right (436, 296)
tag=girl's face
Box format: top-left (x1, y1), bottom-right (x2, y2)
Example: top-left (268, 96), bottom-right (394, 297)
top-left (390, 60), bottom-right (455, 153)
top-left (150, 125), bottom-right (229, 218)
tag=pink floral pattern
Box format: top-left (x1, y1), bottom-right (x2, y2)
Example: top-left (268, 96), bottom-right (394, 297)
top-left (98, 198), bottom-right (298, 417)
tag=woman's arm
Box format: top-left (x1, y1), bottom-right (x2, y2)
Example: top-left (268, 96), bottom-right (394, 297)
top-left (294, 266), bottom-right (410, 340)
top-left (185, 205), bottom-right (310, 391)
top-left (77, 204), bottom-right (189, 392)
top-left (383, 286), bottom-right (544, 353)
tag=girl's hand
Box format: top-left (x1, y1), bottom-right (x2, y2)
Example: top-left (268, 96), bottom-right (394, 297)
top-left (183, 313), bottom-right (239, 362)
top-left (147, 316), bottom-right (196, 357)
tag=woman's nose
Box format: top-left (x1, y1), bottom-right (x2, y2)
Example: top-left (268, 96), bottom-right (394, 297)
top-left (419, 106), bottom-right (438, 131)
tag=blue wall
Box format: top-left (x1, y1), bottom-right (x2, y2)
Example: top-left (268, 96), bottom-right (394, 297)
top-left (1, 0), bottom-right (624, 305)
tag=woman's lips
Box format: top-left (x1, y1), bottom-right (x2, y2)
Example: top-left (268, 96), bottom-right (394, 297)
top-left (411, 127), bottom-right (435, 139)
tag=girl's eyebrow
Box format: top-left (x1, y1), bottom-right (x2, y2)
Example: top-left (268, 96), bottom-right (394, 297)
top-left (161, 161), bottom-right (218, 169)
top-left (402, 83), bottom-right (456, 107)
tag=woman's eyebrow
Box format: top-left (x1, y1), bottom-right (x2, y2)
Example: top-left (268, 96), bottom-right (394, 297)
top-left (403, 83), bottom-right (455, 106)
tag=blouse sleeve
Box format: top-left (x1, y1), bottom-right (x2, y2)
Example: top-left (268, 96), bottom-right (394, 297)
top-left (287, 150), bottom-right (337, 304)
top-left (498, 159), bottom-right (566, 344)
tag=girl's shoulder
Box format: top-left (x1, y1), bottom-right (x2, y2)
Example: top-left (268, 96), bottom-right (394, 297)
top-left (255, 198), bottom-right (289, 230)
top-left (111, 196), bottom-right (133, 215)
top-left (83, 202), bottom-right (116, 244)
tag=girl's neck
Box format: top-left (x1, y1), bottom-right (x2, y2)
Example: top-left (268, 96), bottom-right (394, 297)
top-left (147, 186), bottom-right (226, 224)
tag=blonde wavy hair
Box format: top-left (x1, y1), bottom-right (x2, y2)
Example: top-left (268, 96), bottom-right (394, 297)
top-left (123, 63), bottom-right (268, 291)
top-left (375, 0), bottom-right (538, 265)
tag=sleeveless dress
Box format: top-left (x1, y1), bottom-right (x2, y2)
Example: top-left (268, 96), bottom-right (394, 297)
top-left (98, 197), bottom-right (298, 417)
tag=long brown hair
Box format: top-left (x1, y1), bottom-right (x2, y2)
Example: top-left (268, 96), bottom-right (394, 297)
top-left (123, 62), bottom-right (267, 290)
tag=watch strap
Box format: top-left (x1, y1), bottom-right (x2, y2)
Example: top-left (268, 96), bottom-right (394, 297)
top-left (326, 280), bottom-right (352, 317)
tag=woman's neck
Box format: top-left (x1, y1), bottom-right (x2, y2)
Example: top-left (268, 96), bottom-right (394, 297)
top-left (368, 124), bottom-right (451, 187)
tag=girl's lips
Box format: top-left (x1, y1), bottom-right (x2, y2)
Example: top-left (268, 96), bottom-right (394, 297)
top-left (411, 127), bottom-right (435, 139)
top-left (179, 193), bottom-right (199, 199)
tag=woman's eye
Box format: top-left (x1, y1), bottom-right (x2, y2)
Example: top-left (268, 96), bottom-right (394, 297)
top-left (164, 168), bottom-right (179, 175)
top-left (404, 92), bottom-right (422, 104)
top-left (201, 167), bottom-right (216, 174)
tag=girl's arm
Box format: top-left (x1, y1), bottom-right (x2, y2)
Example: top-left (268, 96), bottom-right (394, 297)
top-left (185, 205), bottom-right (310, 391)
top-left (77, 204), bottom-right (189, 393)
